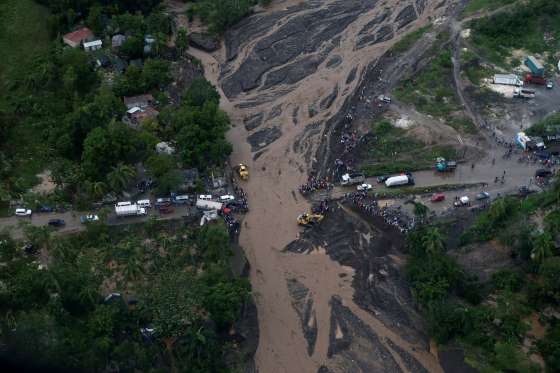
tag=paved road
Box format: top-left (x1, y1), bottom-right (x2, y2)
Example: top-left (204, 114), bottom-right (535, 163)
top-left (0, 204), bottom-right (196, 239)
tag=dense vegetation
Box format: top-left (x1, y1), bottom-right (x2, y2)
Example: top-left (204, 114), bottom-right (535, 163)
top-left (470, 0), bottom-right (560, 66)
top-left (407, 177), bottom-right (560, 372)
top-left (0, 0), bottom-right (233, 213)
top-left (0, 220), bottom-right (250, 372)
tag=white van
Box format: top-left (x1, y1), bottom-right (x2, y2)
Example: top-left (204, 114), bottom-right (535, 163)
top-left (137, 199), bottom-right (152, 208)
top-left (220, 195), bottom-right (235, 202)
top-left (174, 195), bottom-right (190, 204)
top-left (198, 194), bottom-right (212, 201)
top-left (116, 201), bottom-right (132, 207)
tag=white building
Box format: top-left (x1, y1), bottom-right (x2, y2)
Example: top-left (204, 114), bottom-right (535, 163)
top-left (83, 40), bottom-right (102, 52)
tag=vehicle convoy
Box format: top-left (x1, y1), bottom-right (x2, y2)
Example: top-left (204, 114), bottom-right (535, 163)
top-left (513, 88), bottom-right (536, 99)
top-left (297, 213), bottom-right (324, 226)
top-left (115, 203), bottom-right (147, 217)
top-left (235, 164), bottom-right (249, 180)
top-left (385, 175), bottom-right (414, 187)
top-left (435, 157), bottom-right (457, 172)
top-left (341, 172), bottom-right (365, 186)
top-left (493, 73), bottom-right (522, 86)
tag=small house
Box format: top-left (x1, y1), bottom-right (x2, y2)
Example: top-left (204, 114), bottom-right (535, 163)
top-left (63, 27), bottom-right (94, 48)
top-left (124, 94), bottom-right (154, 110)
top-left (83, 40), bottom-right (103, 52)
top-left (125, 106), bottom-right (159, 127)
top-left (112, 34), bottom-right (126, 49)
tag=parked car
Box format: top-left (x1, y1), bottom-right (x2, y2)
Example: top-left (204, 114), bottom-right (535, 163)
top-left (476, 191), bottom-right (490, 200)
top-left (220, 195), bottom-right (235, 202)
top-left (173, 195), bottom-right (190, 204)
top-left (378, 95), bottom-right (391, 103)
top-left (80, 214), bottom-right (99, 223)
top-left (15, 208), bottom-right (32, 217)
top-left (48, 219), bottom-right (65, 227)
top-left (155, 197), bottom-right (172, 206)
top-left (39, 205), bottom-right (54, 213)
top-left (357, 183), bottom-right (372, 191)
top-left (137, 199), bottom-right (152, 208)
top-left (431, 193), bottom-right (445, 202)
top-left (546, 80), bottom-right (554, 89)
top-left (159, 205), bottom-right (174, 214)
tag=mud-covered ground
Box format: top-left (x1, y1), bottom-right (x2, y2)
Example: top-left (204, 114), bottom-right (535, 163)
top-left (170, 0), bottom-right (540, 371)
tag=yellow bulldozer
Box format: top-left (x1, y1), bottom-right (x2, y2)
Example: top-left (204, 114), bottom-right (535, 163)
top-left (297, 213), bottom-right (324, 226)
top-left (235, 164), bottom-right (249, 180)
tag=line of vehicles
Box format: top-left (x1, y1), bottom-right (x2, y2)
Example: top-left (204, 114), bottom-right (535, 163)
top-left (341, 172), bottom-right (415, 188)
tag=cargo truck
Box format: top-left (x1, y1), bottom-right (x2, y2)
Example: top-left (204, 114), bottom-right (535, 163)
top-left (525, 56), bottom-right (544, 77)
top-left (493, 74), bottom-right (522, 86)
top-left (196, 199), bottom-right (223, 211)
top-left (341, 173), bottom-right (365, 186)
top-left (513, 88), bottom-right (536, 99)
top-left (115, 204), bottom-right (147, 217)
top-left (385, 175), bottom-right (414, 187)
top-left (435, 157), bottom-right (457, 172)
top-left (524, 73), bottom-right (546, 86)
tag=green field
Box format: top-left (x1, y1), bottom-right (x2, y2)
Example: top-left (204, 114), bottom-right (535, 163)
top-left (462, 0), bottom-right (516, 17)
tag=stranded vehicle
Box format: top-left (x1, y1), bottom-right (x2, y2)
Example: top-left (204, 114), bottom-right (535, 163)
top-left (357, 183), bottom-right (372, 191)
top-left (235, 164), bottom-right (249, 180)
top-left (297, 213), bottom-right (324, 226)
top-left (435, 157), bottom-right (457, 172)
top-left (431, 193), bottom-right (445, 202)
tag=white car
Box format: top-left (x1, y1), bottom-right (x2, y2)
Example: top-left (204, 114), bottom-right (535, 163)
top-left (80, 214), bottom-right (99, 223)
top-left (15, 208), bottom-right (32, 217)
top-left (357, 183), bottom-right (372, 191)
top-left (198, 194), bottom-right (212, 200)
top-left (220, 195), bottom-right (235, 201)
top-left (546, 80), bottom-right (554, 89)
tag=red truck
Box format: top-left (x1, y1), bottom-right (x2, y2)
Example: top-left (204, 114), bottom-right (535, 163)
top-left (524, 73), bottom-right (546, 85)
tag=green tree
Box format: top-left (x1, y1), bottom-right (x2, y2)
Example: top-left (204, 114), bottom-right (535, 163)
top-left (539, 257), bottom-right (560, 304)
top-left (120, 36), bottom-right (144, 59)
top-left (422, 227), bottom-right (445, 256)
top-left (107, 163), bottom-right (136, 193)
top-left (176, 28), bottom-right (189, 56)
top-left (142, 59), bottom-right (171, 89)
top-left (182, 77), bottom-right (220, 107)
top-left (531, 232), bottom-right (554, 265)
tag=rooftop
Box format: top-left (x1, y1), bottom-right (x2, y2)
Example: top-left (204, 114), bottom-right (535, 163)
top-left (63, 27), bottom-right (94, 44)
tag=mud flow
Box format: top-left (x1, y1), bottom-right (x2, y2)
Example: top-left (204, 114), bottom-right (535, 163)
top-left (183, 0), bottom-right (458, 371)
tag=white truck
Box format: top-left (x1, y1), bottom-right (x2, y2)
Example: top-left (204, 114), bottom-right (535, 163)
top-left (341, 173), bottom-right (365, 186)
top-left (196, 199), bottom-right (223, 211)
top-left (385, 175), bottom-right (414, 187)
top-left (493, 74), bottom-right (522, 86)
top-left (513, 88), bottom-right (535, 99)
top-left (115, 204), bottom-right (147, 217)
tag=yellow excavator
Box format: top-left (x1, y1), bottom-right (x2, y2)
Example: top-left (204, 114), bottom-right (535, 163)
top-left (235, 164), bottom-right (249, 180)
top-left (297, 213), bottom-right (324, 226)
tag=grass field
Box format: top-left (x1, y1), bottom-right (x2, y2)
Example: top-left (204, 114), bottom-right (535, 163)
top-left (461, 0), bottom-right (516, 17)
top-left (360, 120), bottom-right (458, 176)
top-left (392, 25), bottom-right (432, 54)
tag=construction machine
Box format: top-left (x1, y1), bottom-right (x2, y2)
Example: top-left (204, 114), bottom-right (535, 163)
top-left (235, 164), bottom-right (249, 180)
top-left (297, 213), bottom-right (324, 226)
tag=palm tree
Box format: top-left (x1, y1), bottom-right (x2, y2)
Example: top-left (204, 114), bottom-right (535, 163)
top-left (91, 181), bottom-right (107, 200)
top-left (107, 163), bottom-right (136, 193)
top-left (531, 233), bottom-right (554, 265)
top-left (422, 227), bottom-right (445, 256)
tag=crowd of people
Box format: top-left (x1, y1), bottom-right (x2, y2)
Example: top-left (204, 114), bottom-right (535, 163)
top-left (298, 177), bottom-right (333, 195)
top-left (343, 191), bottom-right (414, 233)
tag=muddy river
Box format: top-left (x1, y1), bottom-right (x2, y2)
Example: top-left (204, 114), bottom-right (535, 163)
top-left (188, 0), bottom-right (466, 371)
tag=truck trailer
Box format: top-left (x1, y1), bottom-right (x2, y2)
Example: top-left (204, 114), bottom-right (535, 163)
top-left (196, 199), bottom-right (223, 211)
top-left (385, 175), bottom-right (414, 187)
top-left (493, 74), bottom-right (522, 86)
top-left (115, 204), bottom-right (147, 217)
top-left (524, 73), bottom-right (546, 86)
top-left (525, 56), bottom-right (544, 77)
